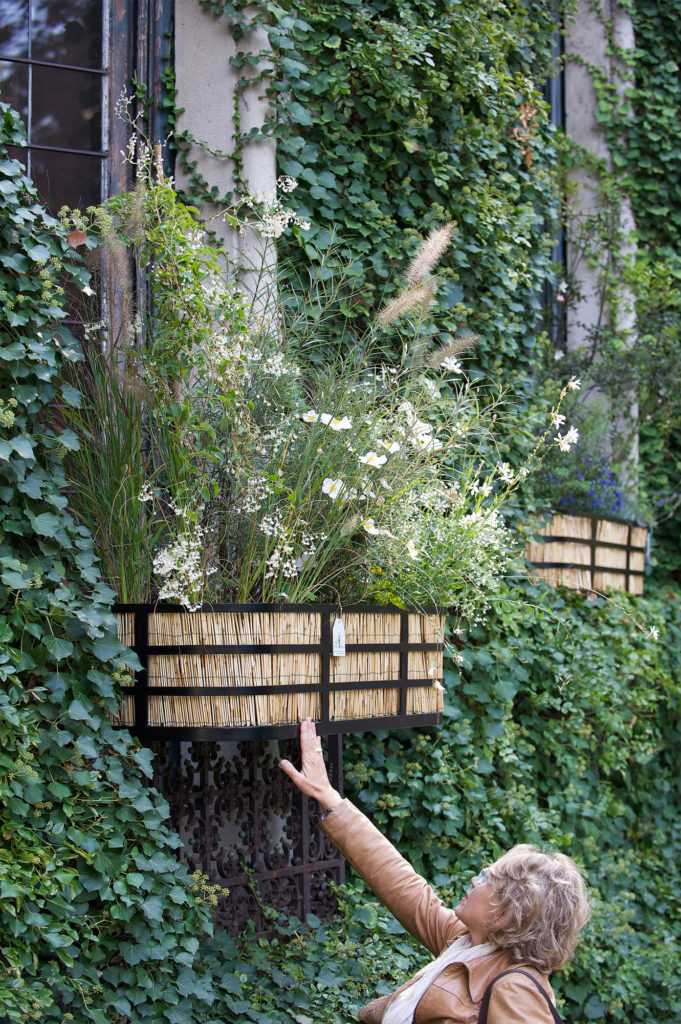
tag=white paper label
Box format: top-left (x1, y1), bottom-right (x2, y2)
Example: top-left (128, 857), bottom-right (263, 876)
top-left (332, 616), bottom-right (346, 656)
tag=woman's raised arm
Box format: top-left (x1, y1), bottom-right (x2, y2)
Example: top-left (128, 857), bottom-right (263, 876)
top-left (279, 719), bottom-right (466, 956)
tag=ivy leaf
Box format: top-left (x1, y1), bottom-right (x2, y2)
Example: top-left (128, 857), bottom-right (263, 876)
top-left (10, 435), bottom-right (35, 460)
top-left (60, 384), bottom-right (82, 408)
top-left (75, 735), bottom-right (99, 759)
top-left (30, 512), bottom-right (61, 537)
top-left (25, 242), bottom-right (52, 263)
top-left (67, 699), bottom-right (92, 721)
top-left (43, 636), bottom-right (74, 661)
top-left (57, 428), bottom-right (80, 451)
top-left (141, 895), bottom-right (164, 922)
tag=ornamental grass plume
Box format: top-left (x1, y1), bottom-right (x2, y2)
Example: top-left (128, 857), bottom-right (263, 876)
top-left (377, 279), bottom-right (437, 326)
top-left (426, 331), bottom-right (481, 369)
top-left (405, 221), bottom-right (456, 285)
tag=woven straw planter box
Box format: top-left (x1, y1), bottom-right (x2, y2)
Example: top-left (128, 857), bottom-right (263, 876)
top-left (525, 513), bottom-right (648, 595)
top-left (112, 603), bottom-right (444, 739)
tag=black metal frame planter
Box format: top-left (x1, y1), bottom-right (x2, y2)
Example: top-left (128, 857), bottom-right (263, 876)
top-left (112, 602), bottom-right (445, 740)
top-left (525, 512), bottom-right (649, 595)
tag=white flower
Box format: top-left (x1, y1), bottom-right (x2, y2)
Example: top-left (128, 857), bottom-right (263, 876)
top-left (320, 412), bottom-right (351, 427)
top-left (551, 411), bottom-right (566, 428)
top-left (328, 416), bottom-right (352, 431)
top-left (138, 482), bottom-right (154, 503)
top-left (301, 409), bottom-right (319, 423)
top-left (379, 478), bottom-right (392, 490)
top-left (322, 477), bottom-right (346, 501)
top-left (359, 451), bottom-right (388, 468)
top-left (647, 625), bottom-right (660, 641)
top-left (556, 425), bottom-right (579, 452)
top-left (360, 517), bottom-right (396, 538)
top-left (378, 439), bottom-right (401, 453)
top-left (470, 478), bottom-right (493, 497)
top-left (567, 376), bottom-right (581, 391)
top-left (406, 538), bottom-right (419, 559)
top-left (440, 356), bottom-right (463, 373)
top-left (554, 349), bottom-right (565, 361)
top-left (496, 462), bottom-right (514, 484)
top-left (82, 284), bottom-right (96, 297)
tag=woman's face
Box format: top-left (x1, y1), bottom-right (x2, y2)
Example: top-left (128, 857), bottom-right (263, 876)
top-left (453, 869), bottom-right (497, 941)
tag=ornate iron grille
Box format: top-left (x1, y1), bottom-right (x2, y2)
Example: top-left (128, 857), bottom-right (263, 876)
top-left (151, 734), bottom-right (345, 936)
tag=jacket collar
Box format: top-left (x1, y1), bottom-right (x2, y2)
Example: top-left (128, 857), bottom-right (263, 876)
top-left (457, 944), bottom-right (551, 1003)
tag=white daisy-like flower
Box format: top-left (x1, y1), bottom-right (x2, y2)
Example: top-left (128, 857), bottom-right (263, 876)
top-left (322, 477), bottom-right (346, 501)
top-left (567, 376), bottom-right (581, 391)
top-left (359, 451), bottom-right (388, 468)
top-left (319, 413), bottom-right (332, 425)
top-left (647, 625), bottom-right (660, 641)
top-left (360, 517), bottom-right (396, 538)
top-left (378, 438), bottom-right (401, 453)
top-left (301, 409), bottom-right (319, 423)
top-left (440, 356), bottom-right (463, 373)
top-left (328, 416), bottom-right (352, 431)
top-left (551, 411), bottom-right (566, 428)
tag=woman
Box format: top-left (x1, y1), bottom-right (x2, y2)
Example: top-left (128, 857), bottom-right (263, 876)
top-left (279, 719), bottom-right (591, 1024)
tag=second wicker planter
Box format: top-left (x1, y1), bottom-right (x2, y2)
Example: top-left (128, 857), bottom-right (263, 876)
top-left (113, 602), bottom-right (445, 740)
top-left (525, 513), bottom-right (648, 595)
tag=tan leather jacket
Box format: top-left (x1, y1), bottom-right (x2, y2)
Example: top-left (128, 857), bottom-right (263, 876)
top-left (321, 797), bottom-right (558, 1024)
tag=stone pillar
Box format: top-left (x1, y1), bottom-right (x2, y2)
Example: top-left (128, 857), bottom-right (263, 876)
top-left (174, 0), bottom-right (276, 314)
top-left (564, 0), bottom-right (638, 468)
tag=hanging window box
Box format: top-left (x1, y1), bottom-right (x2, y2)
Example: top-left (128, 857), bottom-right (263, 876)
top-left (112, 602), bottom-right (444, 740)
top-left (525, 513), bottom-right (649, 595)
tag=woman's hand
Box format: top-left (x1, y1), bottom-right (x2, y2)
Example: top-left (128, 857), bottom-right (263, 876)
top-left (279, 718), bottom-right (343, 811)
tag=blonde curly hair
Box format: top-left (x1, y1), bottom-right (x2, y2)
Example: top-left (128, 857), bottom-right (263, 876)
top-left (485, 844), bottom-right (591, 973)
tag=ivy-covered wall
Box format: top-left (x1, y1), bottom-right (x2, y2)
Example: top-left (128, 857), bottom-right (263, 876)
top-left (0, 104), bottom-right (222, 1024)
top-left (2, 0), bottom-right (681, 1020)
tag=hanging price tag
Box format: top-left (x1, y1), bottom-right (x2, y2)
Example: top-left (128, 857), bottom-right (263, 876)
top-left (332, 616), bottom-right (346, 656)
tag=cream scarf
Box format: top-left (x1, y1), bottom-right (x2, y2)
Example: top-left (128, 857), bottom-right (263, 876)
top-left (381, 934), bottom-right (498, 1024)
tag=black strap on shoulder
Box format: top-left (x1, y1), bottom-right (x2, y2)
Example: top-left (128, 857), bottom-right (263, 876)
top-left (478, 968), bottom-right (564, 1024)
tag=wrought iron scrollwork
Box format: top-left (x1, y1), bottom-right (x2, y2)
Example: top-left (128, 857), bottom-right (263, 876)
top-left (150, 736), bottom-right (345, 936)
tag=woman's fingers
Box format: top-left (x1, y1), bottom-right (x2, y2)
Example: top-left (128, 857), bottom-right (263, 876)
top-left (278, 718), bottom-right (331, 797)
top-left (278, 758), bottom-right (312, 795)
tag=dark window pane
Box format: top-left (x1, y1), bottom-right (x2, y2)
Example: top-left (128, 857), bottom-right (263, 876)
top-left (31, 64), bottom-right (101, 150)
top-left (0, 58), bottom-right (28, 121)
top-left (32, 0), bottom-right (103, 70)
top-left (0, 0), bottom-right (28, 58)
top-left (31, 149), bottom-right (102, 212)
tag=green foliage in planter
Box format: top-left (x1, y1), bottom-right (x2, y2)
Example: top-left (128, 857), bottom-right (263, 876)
top-left (0, 103), bottom-right (234, 1023)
